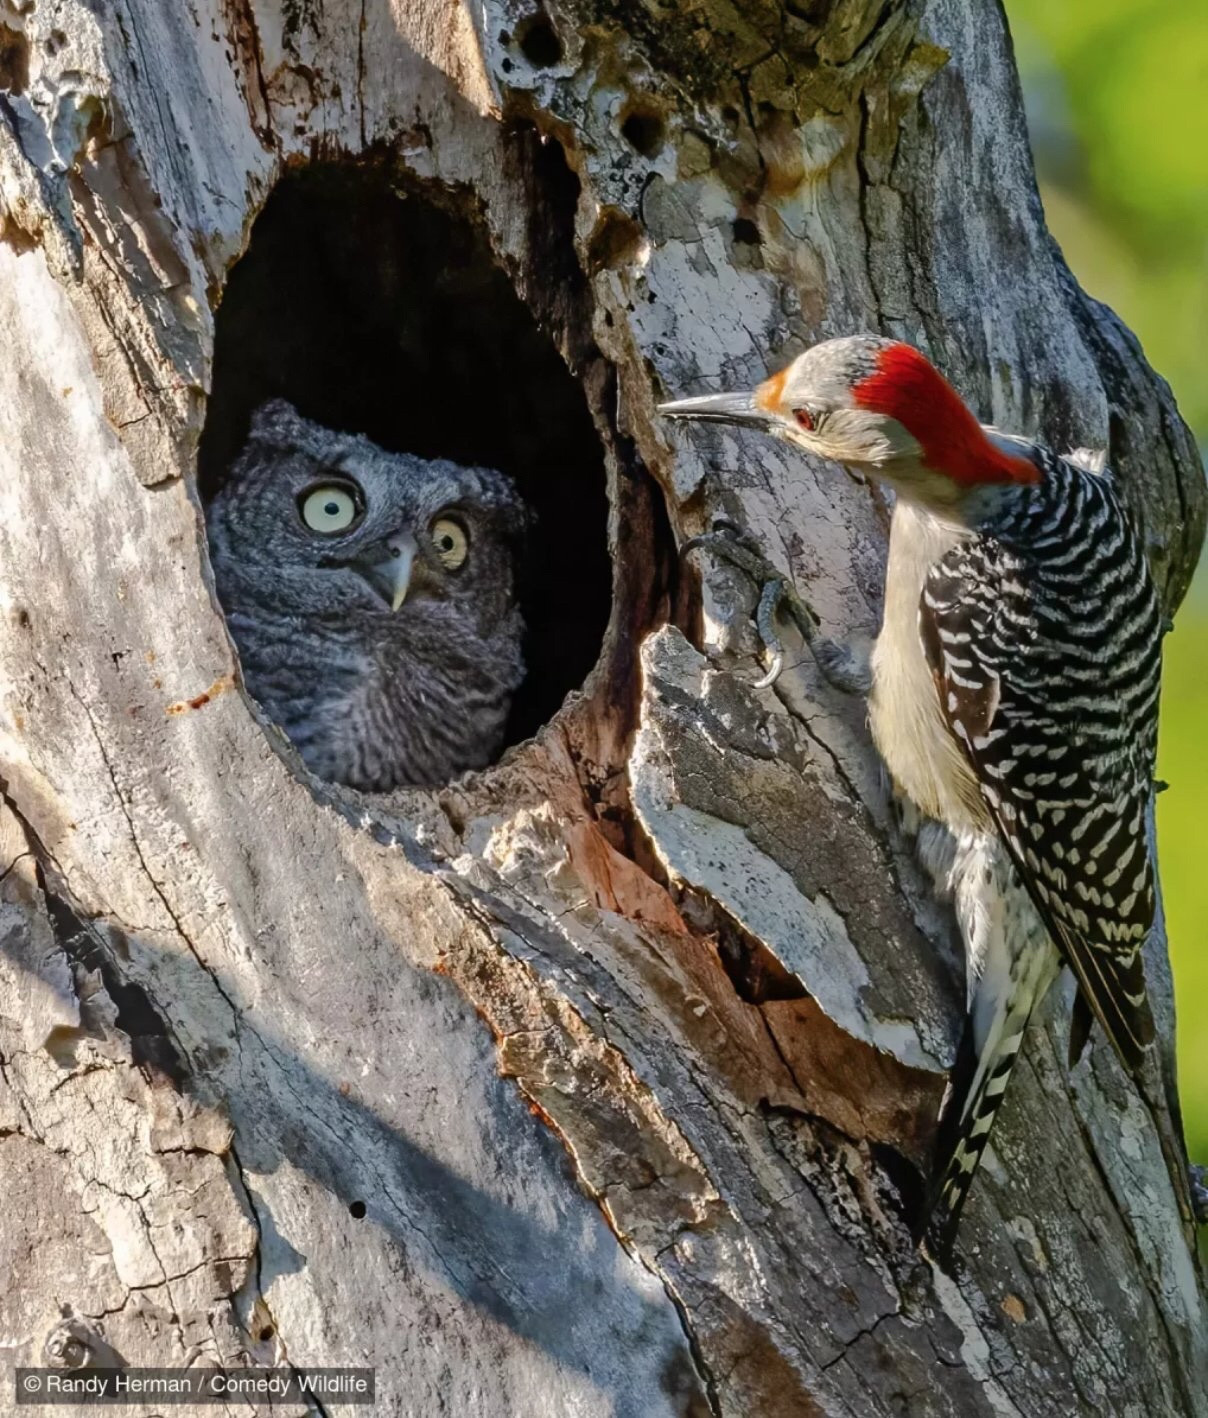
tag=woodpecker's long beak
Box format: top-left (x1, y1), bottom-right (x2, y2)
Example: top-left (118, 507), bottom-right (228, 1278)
top-left (368, 531), bottom-right (417, 612)
top-left (658, 390), bottom-right (774, 431)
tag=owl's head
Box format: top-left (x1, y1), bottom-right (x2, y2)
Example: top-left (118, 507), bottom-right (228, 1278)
top-left (208, 401), bottom-right (526, 628)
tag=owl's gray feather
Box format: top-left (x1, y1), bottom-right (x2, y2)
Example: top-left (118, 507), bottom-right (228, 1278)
top-left (207, 401), bottom-right (526, 791)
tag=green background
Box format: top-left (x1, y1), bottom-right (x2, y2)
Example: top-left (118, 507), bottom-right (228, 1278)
top-left (1004, 0), bottom-right (1208, 1158)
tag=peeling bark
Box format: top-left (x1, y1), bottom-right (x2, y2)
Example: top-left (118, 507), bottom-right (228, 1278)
top-left (0, 0), bottom-right (1204, 1414)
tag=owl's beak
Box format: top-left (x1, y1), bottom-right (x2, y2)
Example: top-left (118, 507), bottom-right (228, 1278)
top-left (370, 532), bottom-right (416, 612)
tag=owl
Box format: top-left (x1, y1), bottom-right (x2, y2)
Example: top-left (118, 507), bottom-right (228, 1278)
top-left (207, 400), bottom-right (527, 791)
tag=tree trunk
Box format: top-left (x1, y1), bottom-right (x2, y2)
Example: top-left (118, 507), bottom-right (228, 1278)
top-left (1, 0), bottom-right (1204, 1413)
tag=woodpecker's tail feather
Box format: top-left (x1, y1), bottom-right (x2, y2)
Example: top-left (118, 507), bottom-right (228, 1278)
top-left (916, 1006), bottom-right (1033, 1256)
top-left (916, 949), bottom-right (1057, 1258)
top-left (914, 1016), bottom-right (979, 1256)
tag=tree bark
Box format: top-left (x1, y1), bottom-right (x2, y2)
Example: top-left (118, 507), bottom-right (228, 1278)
top-left (1, 1), bottom-right (1204, 1414)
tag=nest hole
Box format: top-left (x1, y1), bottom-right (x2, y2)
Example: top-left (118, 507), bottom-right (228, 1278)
top-left (619, 104), bottom-right (666, 159)
top-left (515, 13), bottom-right (563, 68)
top-left (0, 24), bottom-right (30, 94)
top-left (199, 162), bottom-right (613, 768)
top-left (731, 217), bottom-right (761, 246)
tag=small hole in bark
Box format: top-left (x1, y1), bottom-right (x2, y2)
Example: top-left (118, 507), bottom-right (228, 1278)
top-left (348, 1200), bottom-right (367, 1219)
top-left (0, 24), bottom-right (30, 93)
top-left (620, 105), bottom-right (665, 158)
top-left (199, 159), bottom-right (619, 793)
top-left (516, 14), bottom-right (562, 67)
top-left (586, 208), bottom-right (643, 274)
top-left (732, 217), bottom-right (761, 246)
top-left (258, 1326), bottom-right (275, 1341)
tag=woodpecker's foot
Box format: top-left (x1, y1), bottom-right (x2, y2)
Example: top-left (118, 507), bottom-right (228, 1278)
top-left (681, 520), bottom-right (820, 687)
top-left (682, 521), bottom-right (873, 693)
top-left (1191, 1164), bottom-right (1208, 1225)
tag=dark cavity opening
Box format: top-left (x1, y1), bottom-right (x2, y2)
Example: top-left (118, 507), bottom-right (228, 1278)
top-left (620, 106), bottom-right (665, 159)
top-left (515, 13), bottom-right (563, 67)
top-left (199, 163), bottom-right (612, 758)
top-left (0, 24), bottom-right (30, 94)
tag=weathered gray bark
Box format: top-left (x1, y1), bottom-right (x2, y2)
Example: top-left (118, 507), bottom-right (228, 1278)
top-left (1, 1), bottom-right (1204, 1414)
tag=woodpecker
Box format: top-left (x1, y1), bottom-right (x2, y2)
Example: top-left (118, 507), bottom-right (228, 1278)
top-left (660, 335), bottom-right (1174, 1253)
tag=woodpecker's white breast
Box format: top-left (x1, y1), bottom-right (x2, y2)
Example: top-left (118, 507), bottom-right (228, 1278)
top-left (868, 500), bottom-right (990, 833)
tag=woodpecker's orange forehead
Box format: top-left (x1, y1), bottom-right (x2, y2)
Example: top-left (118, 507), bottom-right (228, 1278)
top-left (755, 367), bottom-right (789, 412)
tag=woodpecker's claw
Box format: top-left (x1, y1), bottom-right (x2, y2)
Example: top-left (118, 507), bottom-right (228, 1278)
top-left (753, 579), bottom-right (788, 688)
top-left (680, 520), bottom-right (820, 687)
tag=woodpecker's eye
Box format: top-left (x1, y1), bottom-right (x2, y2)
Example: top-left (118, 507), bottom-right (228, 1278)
top-left (793, 408), bottom-right (815, 431)
top-left (299, 482), bottom-right (363, 534)
top-left (431, 516), bottom-right (469, 570)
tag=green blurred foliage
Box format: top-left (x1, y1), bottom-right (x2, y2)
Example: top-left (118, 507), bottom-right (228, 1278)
top-left (1005, 1), bottom-right (1208, 1157)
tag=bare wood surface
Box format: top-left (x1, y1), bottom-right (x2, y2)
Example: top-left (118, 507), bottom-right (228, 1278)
top-left (0, 0), bottom-right (1203, 1413)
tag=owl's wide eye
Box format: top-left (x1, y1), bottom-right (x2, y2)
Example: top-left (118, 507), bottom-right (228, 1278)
top-left (430, 516), bottom-right (469, 571)
top-left (300, 483), bottom-right (362, 534)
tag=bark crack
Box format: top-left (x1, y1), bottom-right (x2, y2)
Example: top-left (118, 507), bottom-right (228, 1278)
top-left (818, 1301), bottom-right (900, 1372)
top-left (63, 676), bottom-right (243, 1027)
top-left (226, 1140), bottom-right (333, 1418)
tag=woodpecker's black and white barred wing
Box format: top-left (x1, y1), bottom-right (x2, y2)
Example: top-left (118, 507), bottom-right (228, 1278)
top-left (920, 450), bottom-right (1161, 1074)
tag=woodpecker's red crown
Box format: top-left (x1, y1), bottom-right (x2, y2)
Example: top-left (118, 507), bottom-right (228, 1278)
top-left (844, 341), bottom-right (1039, 488)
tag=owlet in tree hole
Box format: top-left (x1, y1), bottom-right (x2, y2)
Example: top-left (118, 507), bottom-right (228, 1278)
top-left (208, 400), bottom-right (526, 791)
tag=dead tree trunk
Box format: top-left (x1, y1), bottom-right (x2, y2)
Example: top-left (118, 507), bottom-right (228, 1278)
top-left (1, 0), bottom-right (1204, 1413)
